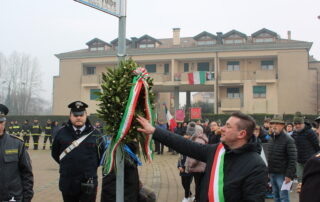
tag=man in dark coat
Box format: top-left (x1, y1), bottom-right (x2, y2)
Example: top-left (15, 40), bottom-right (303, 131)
top-left (291, 112), bottom-right (320, 183)
top-left (52, 101), bottom-right (102, 202)
top-left (21, 120), bottom-right (31, 149)
top-left (137, 112), bottom-right (268, 202)
top-left (299, 152), bottom-right (320, 202)
top-left (101, 141), bottom-right (140, 202)
top-left (0, 104), bottom-right (34, 202)
top-left (267, 114), bottom-right (297, 202)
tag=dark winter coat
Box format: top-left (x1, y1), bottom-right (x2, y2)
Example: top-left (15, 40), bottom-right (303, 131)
top-left (153, 127), bottom-right (268, 202)
top-left (267, 131), bottom-right (297, 179)
top-left (208, 131), bottom-right (221, 144)
top-left (300, 152), bottom-right (320, 202)
top-left (51, 119), bottom-right (102, 195)
top-left (0, 132), bottom-right (34, 202)
top-left (291, 122), bottom-right (320, 164)
top-left (101, 142), bottom-right (140, 202)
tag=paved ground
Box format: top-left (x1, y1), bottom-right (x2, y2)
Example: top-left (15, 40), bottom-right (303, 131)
top-left (28, 137), bottom-right (299, 202)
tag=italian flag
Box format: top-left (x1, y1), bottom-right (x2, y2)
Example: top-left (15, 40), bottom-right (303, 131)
top-left (188, 71), bottom-right (206, 84)
top-left (208, 143), bottom-right (226, 202)
top-left (164, 104), bottom-right (177, 132)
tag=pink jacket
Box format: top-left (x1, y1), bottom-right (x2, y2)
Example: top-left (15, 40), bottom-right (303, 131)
top-left (186, 133), bottom-right (208, 173)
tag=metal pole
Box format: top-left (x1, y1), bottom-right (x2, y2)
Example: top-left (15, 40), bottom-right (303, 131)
top-left (116, 0), bottom-right (126, 200)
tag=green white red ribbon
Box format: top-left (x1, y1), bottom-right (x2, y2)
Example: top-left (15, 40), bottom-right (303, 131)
top-left (208, 143), bottom-right (226, 202)
top-left (103, 67), bottom-right (154, 175)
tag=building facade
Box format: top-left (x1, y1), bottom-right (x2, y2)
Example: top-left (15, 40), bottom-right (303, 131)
top-left (53, 28), bottom-right (318, 116)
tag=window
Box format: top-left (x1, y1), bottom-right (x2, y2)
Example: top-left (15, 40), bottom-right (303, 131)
top-left (184, 63), bottom-right (189, 72)
top-left (261, 60), bottom-right (274, 70)
top-left (90, 89), bottom-right (101, 100)
top-left (253, 86), bottom-right (266, 98)
top-left (197, 40), bottom-right (216, 46)
top-left (90, 47), bottom-right (104, 51)
top-left (145, 64), bottom-right (156, 73)
top-left (139, 43), bottom-right (155, 48)
top-left (197, 62), bottom-right (209, 71)
top-left (224, 39), bottom-right (243, 44)
top-left (84, 66), bottom-right (96, 75)
top-left (227, 88), bottom-right (240, 99)
top-left (227, 61), bottom-right (240, 71)
top-left (164, 64), bottom-right (169, 74)
top-left (255, 38), bottom-right (274, 43)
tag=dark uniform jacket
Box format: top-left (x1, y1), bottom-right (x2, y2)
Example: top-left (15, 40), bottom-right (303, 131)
top-left (153, 127), bottom-right (268, 202)
top-left (291, 122), bottom-right (320, 164)
top-left (267, 131), bottom-right (297, 179)
top-left (44, 124), bottom-right (52, 135)
top-left (51, 119), bottom-right (102, 195)
top-left (30, 124), bottom-right (42, 134)
top-left (12, 124), bottom-right (21, 136)
top-left (300, 152), bottom-right (320, 202)
top-left (21, 124), bottom-right (31, 134)
top-left (0, 132), bottom-right (34, 202)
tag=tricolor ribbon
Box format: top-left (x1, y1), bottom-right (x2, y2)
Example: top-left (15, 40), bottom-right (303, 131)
top-left (103, 67), bottom-right (154, 175)
top-left (208, 143), bottom-right (226, 202)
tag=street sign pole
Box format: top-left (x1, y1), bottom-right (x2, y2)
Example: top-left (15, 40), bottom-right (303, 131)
top-left (73, 1), bottom-right (127, 201)
top-left (116, 1), bottom-right (126, 201)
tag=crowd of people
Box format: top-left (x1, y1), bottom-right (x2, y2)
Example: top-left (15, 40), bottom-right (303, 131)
top-left (2, 100), bottom-right (320, 202)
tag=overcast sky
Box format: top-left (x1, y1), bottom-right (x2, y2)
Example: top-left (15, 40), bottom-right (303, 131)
top-left (1, 0), bottom-right (319, 104)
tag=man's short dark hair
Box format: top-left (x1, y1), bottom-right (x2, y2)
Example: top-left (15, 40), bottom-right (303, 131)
top-left (231, 112), bottom-right (256, 140)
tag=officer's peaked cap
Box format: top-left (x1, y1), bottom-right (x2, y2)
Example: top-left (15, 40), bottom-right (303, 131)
top-left (0, 104), bottom-right (9, 122)
top-left (68, 101), bottom-right (88, 116)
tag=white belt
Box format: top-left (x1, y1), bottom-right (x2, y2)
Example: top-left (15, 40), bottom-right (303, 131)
top-left (59, 130), bottom-right (94, 161)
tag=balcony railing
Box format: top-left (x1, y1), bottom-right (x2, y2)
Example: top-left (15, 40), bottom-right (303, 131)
top-left (149, 73), bottom-right (171, 83)
top-left (179, 72), bottom-right (215, 82)
top-left (255, 70), bottom-right (276, 82)
top-left (221, 98), bottom-right (241, 109)
top-left (81, 75), bottom-right (101, 87)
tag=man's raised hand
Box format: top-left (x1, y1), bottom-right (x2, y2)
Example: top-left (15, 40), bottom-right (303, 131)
top-left (136, 115), bottom-right (155, 135)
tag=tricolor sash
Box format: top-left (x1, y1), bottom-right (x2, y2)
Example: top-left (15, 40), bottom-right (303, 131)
top-left (208, 143), bottom-right (226, 202)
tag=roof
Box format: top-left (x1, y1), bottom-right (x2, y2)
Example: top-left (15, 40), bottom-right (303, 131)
top-left (222, 30), bottom-right (247, 39)
top-left (56, 41), bottom-right (313, 60)
top-left (86, 38), bottom-right (111, 47)
top-left (193, 31), bottom-right (217, 40)
top-left (252, 28), bottom-right (278, 38)
top-left (110, 38), bottom-right (132, 45)
top-left (137, 34), bottom-right (162, 44)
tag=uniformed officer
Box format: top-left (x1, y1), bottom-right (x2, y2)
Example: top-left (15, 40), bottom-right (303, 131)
top-left (52, 101), bottom-right (103, 202)
top-left (8, 120), bottom-right (14, 134)
top-left (12, 120), bottom-right (21, 137)
top-left (21, 120), bottom-right (31, 149)
top-left (30, 118), bottom-right (42, 150)
top-left (43, 119), bottom-right (53, 150)
top-left (0, 104), bottom-right (34, 202)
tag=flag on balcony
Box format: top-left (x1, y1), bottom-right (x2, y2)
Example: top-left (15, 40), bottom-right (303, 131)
top-left (188, 71), bottom-right (206, 84)
top-left (164, 104), bottom-right (177, 132)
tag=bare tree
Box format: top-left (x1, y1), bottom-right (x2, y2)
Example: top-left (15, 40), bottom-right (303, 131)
top-left (0, 51), bottom-right (43, 115)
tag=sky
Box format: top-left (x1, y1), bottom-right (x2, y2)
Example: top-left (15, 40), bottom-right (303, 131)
top-left (0, 0), bottom-right (320, 105)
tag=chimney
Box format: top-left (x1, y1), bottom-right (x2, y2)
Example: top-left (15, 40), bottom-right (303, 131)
top-left (287, 31), bottom-right (291, 40)
top-left (173, 28), bottom-right (180, 46)
top-left (216, 32), bottom-right (223, 44)
top-left (131, 37), bottom-right (138, 48)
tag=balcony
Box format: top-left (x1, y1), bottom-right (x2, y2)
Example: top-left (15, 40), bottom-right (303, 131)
top-left (220, 98), bottom-right (241, 111)
top-left (220, 71), bottom-right (242, 84)
top-left (179, 72), bottom-right (215, 85)
top-left (255, 70), bottom-right (277, 83)
top-left (149, 73), bottom-right (171, 83)
top-left (81, 75), bottom-right (100, 87)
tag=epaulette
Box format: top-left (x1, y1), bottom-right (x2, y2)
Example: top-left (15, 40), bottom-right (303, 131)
top-left (9, 134), bottom-right (24, 142)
